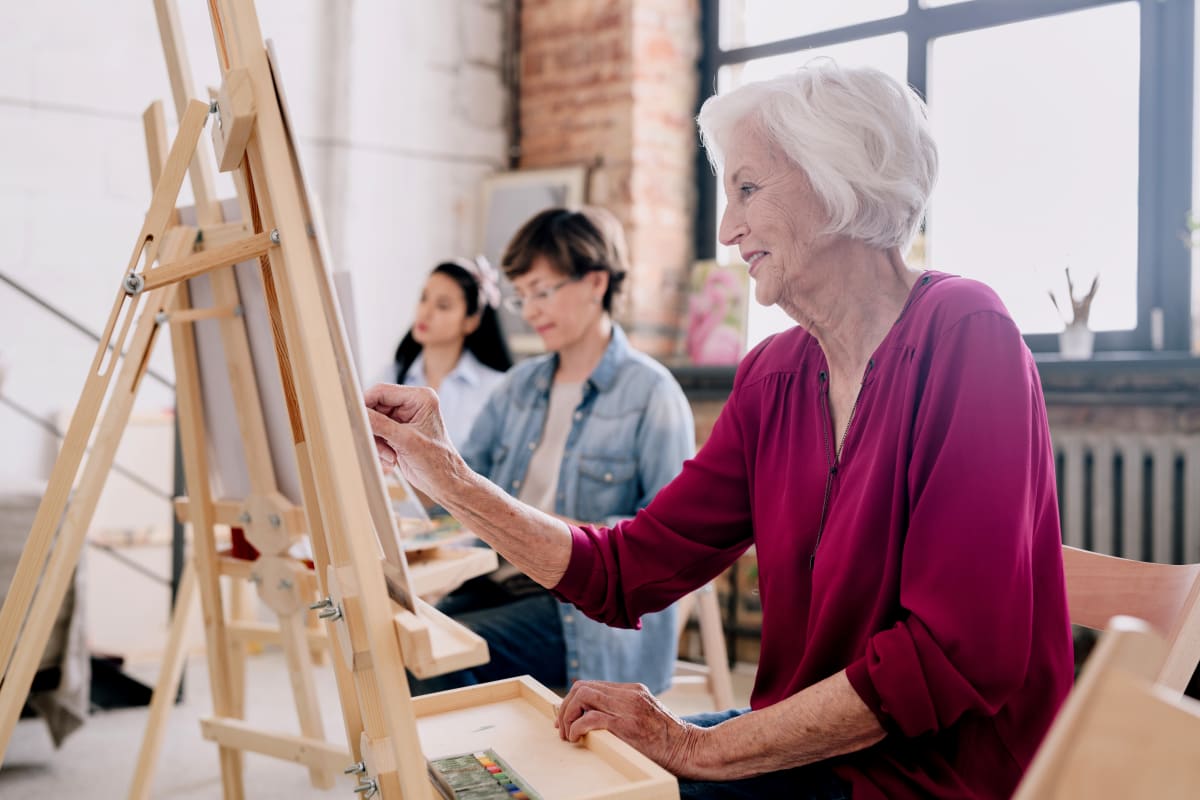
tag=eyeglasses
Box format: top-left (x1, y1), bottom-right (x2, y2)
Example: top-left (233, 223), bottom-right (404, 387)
top-left (503, 276), bottom-right (581, 314)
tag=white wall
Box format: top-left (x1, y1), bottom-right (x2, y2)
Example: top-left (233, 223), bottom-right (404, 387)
top-left (0, 1), bottom-right (508, 484)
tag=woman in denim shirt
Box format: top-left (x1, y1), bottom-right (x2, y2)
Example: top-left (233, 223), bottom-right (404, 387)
top-left (408, 206), bottom-right (695, 696)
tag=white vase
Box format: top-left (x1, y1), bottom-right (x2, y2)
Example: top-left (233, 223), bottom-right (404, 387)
top-left (1059, 323), bottom-right (1094, 360)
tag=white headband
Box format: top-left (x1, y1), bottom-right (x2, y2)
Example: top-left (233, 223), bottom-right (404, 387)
top-left (453, 255), bottom-right (501, 311)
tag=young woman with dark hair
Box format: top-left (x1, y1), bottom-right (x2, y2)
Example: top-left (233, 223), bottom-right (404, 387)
top-left (389, 258), bottom-right (512, 449)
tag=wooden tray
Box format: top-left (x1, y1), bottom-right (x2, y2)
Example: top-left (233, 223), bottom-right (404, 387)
top-left (414, 677), bottom-right (679, 799)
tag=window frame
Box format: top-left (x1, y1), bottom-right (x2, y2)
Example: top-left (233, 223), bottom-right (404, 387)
top-left (695, 0), bottom-right (1195, 353)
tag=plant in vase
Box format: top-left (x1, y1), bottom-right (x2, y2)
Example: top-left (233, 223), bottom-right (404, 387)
top-left (1048, 267), bottom-right (1099, 360)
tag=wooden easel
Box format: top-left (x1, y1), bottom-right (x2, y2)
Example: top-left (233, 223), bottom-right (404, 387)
top-left (0, 1), bottom-right (678, 798)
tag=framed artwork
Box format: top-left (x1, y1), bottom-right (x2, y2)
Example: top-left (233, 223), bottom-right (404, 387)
top-left (686, 259), bottom-right (749, 365)
top-left (478, 166), bottom-right (588, 356)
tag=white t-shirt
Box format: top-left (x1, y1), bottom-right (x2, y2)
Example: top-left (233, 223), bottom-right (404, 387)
top-left (516, 381), bottom-right (584, 513)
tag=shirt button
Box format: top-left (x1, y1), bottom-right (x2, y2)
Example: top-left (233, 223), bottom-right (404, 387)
top-left (512, 480), bottom-right (521, 489)
top-left (528, 442), bottom-right (536, 451)
top-left (563, 614), bottom-right (574, 623)
top-left (604, 472), bottom-right (613, 482)
top-left (573, 411), bottom-right (583, 421)
top-left (570, 659), bottom-right (579, 669)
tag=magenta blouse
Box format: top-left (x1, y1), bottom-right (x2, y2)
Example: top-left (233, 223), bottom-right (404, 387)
top-left (554, 272), bottom-right (1074, 798)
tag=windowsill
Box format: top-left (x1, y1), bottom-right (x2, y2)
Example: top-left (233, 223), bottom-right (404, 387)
top-left (669, 351), bottom-right (1200, 406)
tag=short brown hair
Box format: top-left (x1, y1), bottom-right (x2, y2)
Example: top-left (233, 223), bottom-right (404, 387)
top-left (500, 206), bottom-right (629, 312)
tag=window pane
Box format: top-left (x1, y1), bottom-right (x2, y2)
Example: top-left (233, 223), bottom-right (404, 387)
top-left (720, 0), bottom-right (906, 50)
top-left (927, 3), bottom-right (1140, 334)
top-left (716, 36), bottom-right (909, 350)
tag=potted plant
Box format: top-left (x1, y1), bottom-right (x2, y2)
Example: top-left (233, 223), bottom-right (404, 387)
top-left (1049, 268), bottom-right (1099, 360)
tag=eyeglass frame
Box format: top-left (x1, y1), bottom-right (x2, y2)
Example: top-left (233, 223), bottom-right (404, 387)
top-left (502, 274), bottom-right (586, 314)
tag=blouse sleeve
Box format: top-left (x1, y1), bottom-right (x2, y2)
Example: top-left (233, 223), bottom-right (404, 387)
top-left (553, 350), bottom-right (763, 627)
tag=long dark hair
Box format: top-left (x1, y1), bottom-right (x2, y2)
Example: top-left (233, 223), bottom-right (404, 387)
top-left (393, 262), bottom-right (513, 383)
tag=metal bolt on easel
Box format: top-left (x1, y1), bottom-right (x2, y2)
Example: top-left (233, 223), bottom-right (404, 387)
top-left (238, 511), bottom-right (252, 524)
top-left (277, 578), bottom-right (292, 590)
top-left (353, 778), bottom-right (378, 798)
top-left (123, 272), bottom-right (145, 296)
top-left (269, 228), bottom-right (280, 244)
top-left (344, 762), bottom-right (366, 775)
top-left (268, 513), bottom-right (281, 528)
top-left (311, 596), bottom-right (344, 620)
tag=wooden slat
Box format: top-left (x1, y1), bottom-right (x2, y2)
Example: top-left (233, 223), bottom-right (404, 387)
top-left (168, 275), bottom-right (245, 797)
top-left (142, 231), bottom-right (272, 291)
top-left (200, 716), bottom-right (351, 773)
top-left (129, 560), bottom-right (199, 800)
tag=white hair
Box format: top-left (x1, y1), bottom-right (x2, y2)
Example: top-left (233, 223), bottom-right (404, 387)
top-left (697, 60), bottom-right (938, 251)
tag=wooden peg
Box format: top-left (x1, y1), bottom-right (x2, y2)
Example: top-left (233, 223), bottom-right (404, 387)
top-left (211, 67), bottom-right (256, 172)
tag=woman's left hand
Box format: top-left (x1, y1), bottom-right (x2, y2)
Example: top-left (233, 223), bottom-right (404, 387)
top-left (555, 680), bottom-right (710, 779)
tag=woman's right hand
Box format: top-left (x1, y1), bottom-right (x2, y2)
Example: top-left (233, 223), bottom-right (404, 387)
top-left (364, 383), bottom-right (462, 499)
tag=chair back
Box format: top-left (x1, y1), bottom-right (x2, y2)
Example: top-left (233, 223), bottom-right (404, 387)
top-left (1014, 616), bottom-right (1200, 799)
top-left (1062, 545), bottom-right (1200, 692)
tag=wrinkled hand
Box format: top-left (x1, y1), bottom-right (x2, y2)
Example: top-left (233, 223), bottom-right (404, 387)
top-left (555, 680), bottom-right (709, 779)
top-left (364, 383), bottom-right (460, 498)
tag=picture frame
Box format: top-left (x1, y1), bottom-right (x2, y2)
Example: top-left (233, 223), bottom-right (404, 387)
top-left (477, 166), bottom-right (588, 356)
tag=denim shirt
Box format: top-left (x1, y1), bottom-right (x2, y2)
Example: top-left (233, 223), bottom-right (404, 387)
top-left (462, 325), bottom-right (695, 692)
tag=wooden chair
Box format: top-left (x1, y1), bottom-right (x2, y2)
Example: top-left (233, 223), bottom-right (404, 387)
top-left (1061, 545), bottom-right (1200, 692)
top-left (1013, 616), bottom-right (1200, 799)
top-left (671, 582), bottom-right (736, 710)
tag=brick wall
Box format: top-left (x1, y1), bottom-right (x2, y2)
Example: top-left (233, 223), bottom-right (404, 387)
top-left (518, 0), bottom-right (700, 358)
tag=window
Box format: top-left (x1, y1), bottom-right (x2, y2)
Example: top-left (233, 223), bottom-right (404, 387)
top-left (697, 0), bottom-right (1195, 353)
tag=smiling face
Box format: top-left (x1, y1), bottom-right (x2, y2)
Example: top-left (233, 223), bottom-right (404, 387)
top-left (718, 122), bottom-right (838, 317)
top-left (412, 271), bottom-right (479, 348)
top-left (510, 255), bottom-right (608, 354)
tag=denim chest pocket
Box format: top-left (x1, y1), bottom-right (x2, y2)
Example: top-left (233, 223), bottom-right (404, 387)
top-left (577, 455), bottom-right (639, 522)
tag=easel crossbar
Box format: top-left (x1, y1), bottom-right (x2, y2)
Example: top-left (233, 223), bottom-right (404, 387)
top-left (141, 231), bottom-right (273, 292)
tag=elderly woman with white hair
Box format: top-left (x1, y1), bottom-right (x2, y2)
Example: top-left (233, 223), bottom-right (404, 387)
top-left (366, 61), bottom-right (1074, 799)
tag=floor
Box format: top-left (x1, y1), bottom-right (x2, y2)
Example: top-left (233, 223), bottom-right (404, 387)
top-left (0, 649), bottom-right (755, 797)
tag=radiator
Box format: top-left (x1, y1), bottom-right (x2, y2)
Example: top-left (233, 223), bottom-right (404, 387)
top-left (1053, 430), bottom-right (1200, 564)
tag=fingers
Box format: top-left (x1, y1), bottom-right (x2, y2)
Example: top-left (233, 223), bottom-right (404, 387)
top-left (374, 436), bottom-right (397, 469)
top-left (364, 383), bottom-right (438, 424)
top-left (556, 681), bottom-right (650, 743)
top-left (566, 708), bottom-right (619, 743)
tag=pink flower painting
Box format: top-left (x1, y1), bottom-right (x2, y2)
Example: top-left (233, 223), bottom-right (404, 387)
top-left (686, 261), bottom-right (748, 365)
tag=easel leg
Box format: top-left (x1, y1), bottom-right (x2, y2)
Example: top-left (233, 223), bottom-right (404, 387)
top-left (170, 286), bottom-right (245, 799)
top-left (227, 578), bottom-right (252, 717)
top-left (279, 611), bottom-right (335, 788)
top-left (128, 559), bottom-right (198, 800)
top-left (0, 284), bottom-right (175, 760)
top-left (696, 585), bottom-right (735, 710)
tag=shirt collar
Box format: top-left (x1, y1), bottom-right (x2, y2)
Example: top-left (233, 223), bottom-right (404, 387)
top-left (408, 350), bottom-right (485, 387)
top-left (532, 323), bottom-right (631, 394)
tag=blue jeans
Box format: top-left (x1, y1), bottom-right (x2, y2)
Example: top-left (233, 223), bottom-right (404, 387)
top-left (407, 578), bottom-right (567, 695)
top-left (678, 709), bottom-right (853, 799)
